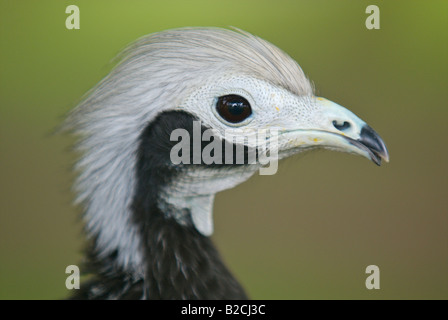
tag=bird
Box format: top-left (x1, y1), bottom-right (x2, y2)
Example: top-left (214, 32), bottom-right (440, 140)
top-left (64, 27), bottom-right (389, 299)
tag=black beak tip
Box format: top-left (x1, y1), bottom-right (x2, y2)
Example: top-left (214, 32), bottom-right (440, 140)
top-left (359, 125), bottom-right (389, 166)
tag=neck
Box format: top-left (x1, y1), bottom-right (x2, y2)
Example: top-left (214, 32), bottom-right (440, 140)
top-left (133, 110), bottom-right (248, 299)
top-left (72, 111), bottom-right (248, 299)
top-left (72, 204), bottom-right (247, 299)
top-left (136, 204), bottom-right (248, 299)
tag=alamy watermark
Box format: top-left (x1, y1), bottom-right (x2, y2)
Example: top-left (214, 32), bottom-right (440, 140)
top-left (365, 5), bottom-right (380, 30)
top-left (64, 5), bottom-right (380, 31)
top-left (65, 5), bottom-right (80, 30)
top-left (65, 265), bottom-right (80, 290)
top-left (365, 265), bottom-right (380, 290)
top-left (169, 120), bottom-right (279, 175)
top-left (65, 264), bottom-right (381, 291)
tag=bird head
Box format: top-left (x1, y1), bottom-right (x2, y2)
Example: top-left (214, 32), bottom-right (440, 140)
top-left (66, 27), bottom-right (388, 274)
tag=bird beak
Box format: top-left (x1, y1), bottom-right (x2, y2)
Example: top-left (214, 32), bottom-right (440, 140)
top-left (279, 97), bottom-right (389, 166)
top-left (343, 124), bottom-right (389, 166)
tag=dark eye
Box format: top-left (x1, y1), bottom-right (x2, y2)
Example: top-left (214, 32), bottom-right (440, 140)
top-left (216, 94), bottom-right (252, 124)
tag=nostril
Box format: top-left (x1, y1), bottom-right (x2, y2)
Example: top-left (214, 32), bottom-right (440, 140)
top-left (333, 120), bottom-right (351, 131)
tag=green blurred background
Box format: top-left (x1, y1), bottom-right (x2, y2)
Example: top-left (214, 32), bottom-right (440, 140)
top-left (1, 0), bottom-right (447, 299)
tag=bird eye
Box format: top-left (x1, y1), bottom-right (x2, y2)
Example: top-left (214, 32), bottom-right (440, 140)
top-left (216, 94), bottom-right (252, 124)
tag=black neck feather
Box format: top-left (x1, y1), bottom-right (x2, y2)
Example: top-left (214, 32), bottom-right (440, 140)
top-left (72, 111), bottom-right (248, 299)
